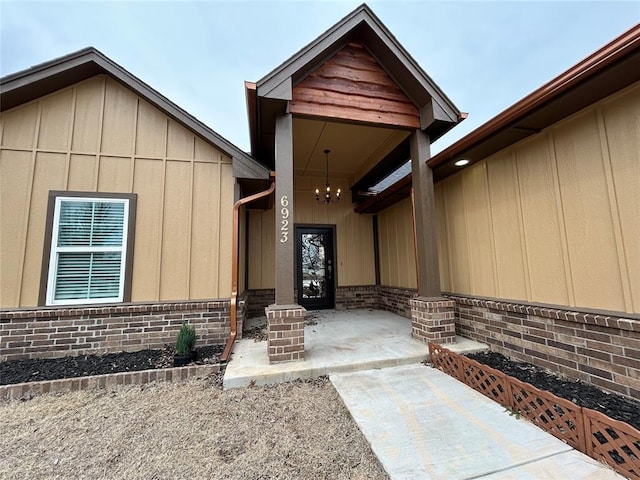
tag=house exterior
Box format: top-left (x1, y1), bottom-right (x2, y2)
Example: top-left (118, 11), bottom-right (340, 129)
top-left (1, 6), bottom-right (638, 398)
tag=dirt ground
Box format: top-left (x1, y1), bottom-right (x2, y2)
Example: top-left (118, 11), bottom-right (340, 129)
top-left (0, 376), bottom-right (388, 480)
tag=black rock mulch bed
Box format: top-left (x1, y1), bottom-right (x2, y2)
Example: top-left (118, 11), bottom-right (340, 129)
top-left (466, 351), bottom-right (640, 431)
top-left (0, 344), bottom-right (224, 387)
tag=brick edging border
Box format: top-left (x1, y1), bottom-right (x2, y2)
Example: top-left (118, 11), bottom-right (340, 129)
top-left (0, 363), bottom-right (221, 401)
top-left (446, 294), bottom-right (639, 332)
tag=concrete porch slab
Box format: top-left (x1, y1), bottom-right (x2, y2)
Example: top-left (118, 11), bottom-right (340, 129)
top-left (330, 364), bottom-right (623, 480)
top-left (223, 309), bottom-right (487, 390)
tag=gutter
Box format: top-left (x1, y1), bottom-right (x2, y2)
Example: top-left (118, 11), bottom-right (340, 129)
top-left (220, 173), bottom-right (276, 363)
top-left (428, 23), bottom-right (640, 169)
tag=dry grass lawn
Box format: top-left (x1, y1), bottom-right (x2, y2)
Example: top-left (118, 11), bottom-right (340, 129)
top-left (0, 375), bottom-right (388, 480)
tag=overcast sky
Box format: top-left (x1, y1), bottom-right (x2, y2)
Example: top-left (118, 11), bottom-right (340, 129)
top-left (2, 1), bottom-right (638, 154)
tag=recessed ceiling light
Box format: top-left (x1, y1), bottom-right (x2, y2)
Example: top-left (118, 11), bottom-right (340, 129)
top-left (454, 159), bottom-right (470, 167)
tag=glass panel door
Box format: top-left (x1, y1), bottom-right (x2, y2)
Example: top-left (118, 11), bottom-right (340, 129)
top-left (296, 227), bottom-right (335, 310)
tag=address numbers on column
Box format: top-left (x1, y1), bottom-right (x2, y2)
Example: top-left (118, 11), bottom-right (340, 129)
top-left (280, 196), bottom-right (289, 243)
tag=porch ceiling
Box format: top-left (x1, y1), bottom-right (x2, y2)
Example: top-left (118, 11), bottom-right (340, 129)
top-left (293, 117), bottom-right (410, 182)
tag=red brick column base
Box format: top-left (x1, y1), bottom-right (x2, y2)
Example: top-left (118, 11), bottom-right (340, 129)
top-left (265, 304), bottom-right (306, 363)
top-left (410, 297), bottom-right (456, 344)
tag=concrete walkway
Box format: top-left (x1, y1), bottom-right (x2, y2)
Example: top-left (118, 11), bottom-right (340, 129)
top-left (330, 364), bottom-right (623, 480)
top-left (223, 309), bottom-right (486, 389)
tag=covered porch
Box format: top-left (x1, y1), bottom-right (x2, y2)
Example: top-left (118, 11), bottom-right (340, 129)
top-left (223, 309), bottom-right (486, 389)
top-left (231, 5), bottom-right (467, 364)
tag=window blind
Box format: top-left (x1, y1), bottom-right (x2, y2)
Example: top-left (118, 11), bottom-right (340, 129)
top-left (47, 198), bottom-right (129, 305)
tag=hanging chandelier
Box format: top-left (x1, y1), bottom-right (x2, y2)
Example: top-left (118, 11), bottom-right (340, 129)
top-left (315, 149), bottom-right (341, 204)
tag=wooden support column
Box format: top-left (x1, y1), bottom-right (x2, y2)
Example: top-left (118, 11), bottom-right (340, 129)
top-left (274, 113), bottom-right (295, 305)
top-left (268, 112), bottom-right (306, 363)
top-left (410, 129), bottom-right (441, 298)
top-left (410, 129), bottom-right (455, 344)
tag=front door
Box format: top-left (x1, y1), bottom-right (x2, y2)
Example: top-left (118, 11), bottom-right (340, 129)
top-left (296, 226), bottom-right (335, 310)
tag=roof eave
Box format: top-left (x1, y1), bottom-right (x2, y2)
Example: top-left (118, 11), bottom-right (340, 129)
top-left (1, 48), bottom-right (270, 181)
top-left (357, 23), bottom-right (640, 213)
top-left (255, 4), bottom-right (462, 127)
top-left (428, 23), bottom-right (640, 172)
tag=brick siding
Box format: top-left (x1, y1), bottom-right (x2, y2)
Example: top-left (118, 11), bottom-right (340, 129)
top-left (378, 285), bottom-right (418, 318)
top-left (449, 294), bottom-right (640, 400)
top-left (0, 300), bottom-right (243, 362)
top-left (335, 286), bottom-right (378, 310)
top-left (246, 289), bottom-right (275, 318)
top-left (246, 286), bottom-right (416, 319)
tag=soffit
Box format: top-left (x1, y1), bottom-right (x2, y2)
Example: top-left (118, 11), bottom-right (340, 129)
top-left (293, 117), bottom-right (410, 183)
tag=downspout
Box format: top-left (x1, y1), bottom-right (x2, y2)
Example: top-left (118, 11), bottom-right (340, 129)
top-left (220, 172), bottom-right (276, 362)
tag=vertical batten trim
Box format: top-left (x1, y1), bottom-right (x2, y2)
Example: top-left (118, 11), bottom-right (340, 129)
top-left (372, 215), bottom-right (381, 286)
top-left (483, 161), bottom-right (500, 297)
top-left (185, 139), bottom-right (195, 299)
top-left (547, 129), bottom-right (576, 307)
top-left (441, 180), bottom-right (455, 293)
top-left (596, 106), bottom-right (634, 313)
top-left (461, 173), bottom-right (474, 295)
top-left (260, 212), bottom-right (267, 288)
top-left (512, 148), bottom-right (533, 302)
top-left (157, 118), bottom-right (169, 300)
top-left (63, 87), bottom-right (77, 190)
top-left (17, 102), bottom-right (43, 306)
top-left (214, 157), bottom-right (223, 296)
top-left (0, 110), bottom-right (5, 145)
top-left (94, 76), bottom-right (107, 191)
top-left (129, 98), bottom-right (139, 193)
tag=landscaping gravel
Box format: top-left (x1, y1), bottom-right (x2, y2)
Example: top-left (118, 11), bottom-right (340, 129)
top-left (0, 345), bottom-right (223, 386)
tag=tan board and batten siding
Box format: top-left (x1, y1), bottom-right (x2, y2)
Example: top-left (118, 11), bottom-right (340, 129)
top-left (377, 198), bottom-right (417, 289)
top-left (0, 75), bottom-right (234, 308)
top-left (247, 174), bottom-right (376, 289)
top-left (435, 83), bottom-right (640, 315)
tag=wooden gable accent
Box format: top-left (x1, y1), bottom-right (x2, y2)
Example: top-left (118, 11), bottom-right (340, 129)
top-left (290, 42), bottom-right (420, 129)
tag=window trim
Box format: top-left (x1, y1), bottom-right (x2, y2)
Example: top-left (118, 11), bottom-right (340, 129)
top-left (39, 191), bottom-right (137, 306)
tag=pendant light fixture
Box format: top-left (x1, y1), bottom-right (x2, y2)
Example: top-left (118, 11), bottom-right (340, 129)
top-left (315, 149), bottom-right (341, 204)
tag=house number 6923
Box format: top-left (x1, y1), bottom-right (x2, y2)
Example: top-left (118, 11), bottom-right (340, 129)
top-left (280, 196), bottom-right (289, 243)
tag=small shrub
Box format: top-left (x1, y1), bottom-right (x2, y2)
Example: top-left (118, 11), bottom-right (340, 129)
top-left (176, 321), bottom-right (197, 356)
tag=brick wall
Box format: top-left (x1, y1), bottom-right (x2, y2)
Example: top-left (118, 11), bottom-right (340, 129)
top-left (450, 294), bottom-right (640, 400)
top-left (378, 285), bottom-right (417, 318)
top-left (247, 286), bottom-right (417, 318)
top-left (335, 286), bottom-right (378, 310)
top-left (246, 289), bottom-right (275, 318)
top-left (0, 300), bottom-right (240, 362)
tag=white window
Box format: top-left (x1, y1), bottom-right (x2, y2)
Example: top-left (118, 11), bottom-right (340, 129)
top-left (46, 197), bottom-right (130, 306)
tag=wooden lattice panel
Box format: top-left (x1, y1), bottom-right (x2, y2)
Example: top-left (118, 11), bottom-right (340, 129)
top-left (428, 342), bottom-right (640, 480)
top-left (460, 357), bottom-right (511, 406)
top-left (509, 376), bottom-right (585, 450)
top-left (584, 408), bottom-right (640, 480)
top-left (429, 342), bottom-right (465, 381)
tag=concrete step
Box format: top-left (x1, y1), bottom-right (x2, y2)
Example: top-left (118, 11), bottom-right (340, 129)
top-left (223, 309), bottom-right (487, 389)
